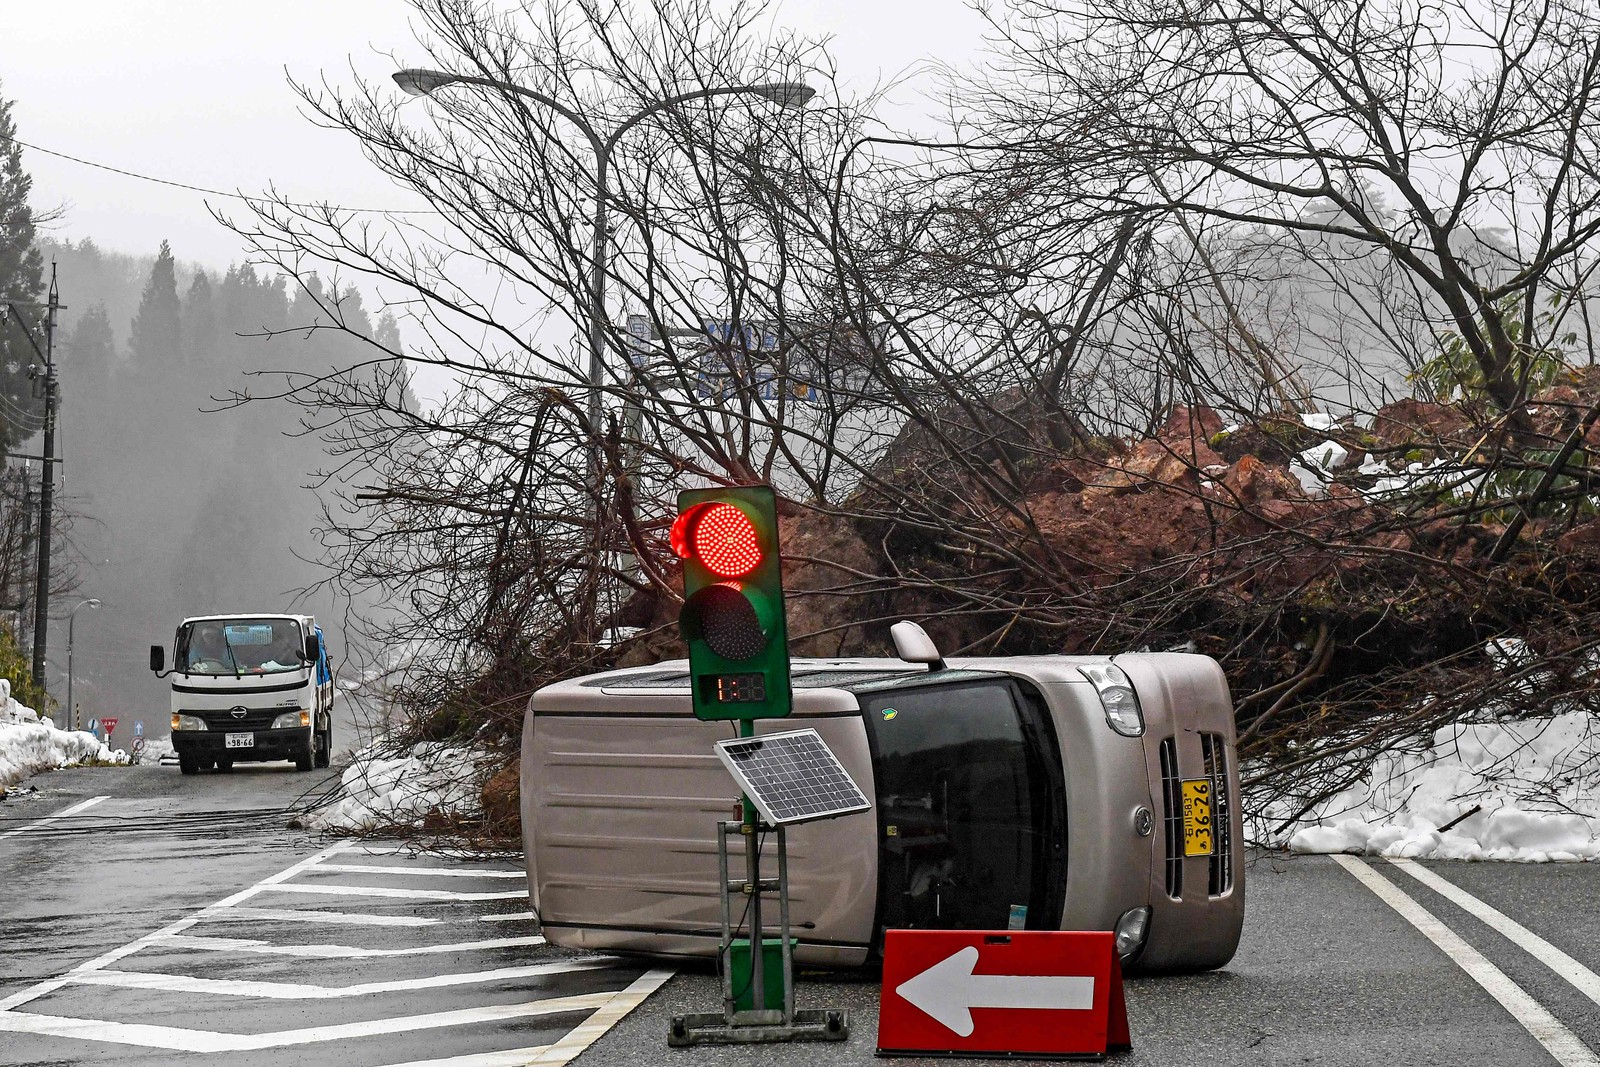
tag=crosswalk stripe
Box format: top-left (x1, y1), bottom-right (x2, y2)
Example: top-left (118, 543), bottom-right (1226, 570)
top-left (156, 933), bottom-right (545, 958)
top-left (210, 906), bottom-right (441, 927)
top-left (315, 863), bottom-right (525, 879)
top-left (65, 958), bottom-right (613, 999)
top-left (262, 882), bottom-right (526, 901)
top-left (0, 992), bottom-right (617, 1052)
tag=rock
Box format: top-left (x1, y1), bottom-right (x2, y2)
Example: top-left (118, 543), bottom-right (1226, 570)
top-left (1221, 454), bottom-right (1305, 505)
top-left (1370, 399), bottom-right (1471, 450)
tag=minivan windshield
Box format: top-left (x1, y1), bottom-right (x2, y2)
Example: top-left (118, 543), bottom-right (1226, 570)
top-left (178, 618), bottom-right (304, 676)
top-left (861, 678), bottom-right (1066, 940)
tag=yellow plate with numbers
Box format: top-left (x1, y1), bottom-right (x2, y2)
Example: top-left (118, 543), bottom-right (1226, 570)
top-left (1181, 778), bottom-right (1215, 857)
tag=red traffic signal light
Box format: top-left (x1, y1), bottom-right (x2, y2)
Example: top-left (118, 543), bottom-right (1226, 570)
top-left (675, 486), bottom-right (791, 721)
top-left (671, 502), bottom-right (764, 578)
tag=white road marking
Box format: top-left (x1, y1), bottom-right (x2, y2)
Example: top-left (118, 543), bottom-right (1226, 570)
top-left (157, 932), bottom-right (545, 958)
top-left (1388, 859), bottom-right (1600, 1009)
top-left (367, 1045), bottom-right (554, 1067)
top-left (522, 969), bottom-right (676, 1066)
top-left (66, 958), bottom-right (611, 999)
top-left (0, 991), bottom-right (618, 1052)
top-left (1334, 855), bottom-right (1600, 1067)
top-left (347, 844), bottom-right (523, 862)
top-left (316, 863), bottom-right (525, 879)
top-left (0, 838), bottom-right (357, 1012)
top-left (261, 882), bottom-right (526, 901)
top-left (0, 795), bottom-right (110, 841)
top-left (480, 911), bottom-right (539, 923)
top-left (216, 906), bottom-right (442, 927)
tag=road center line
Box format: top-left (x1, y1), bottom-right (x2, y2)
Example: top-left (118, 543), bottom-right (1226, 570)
top-left (0, 795), bottom-right (110, 841)
top-left (1333, 855), bottom-right (1600, 1067)
top-left (1387, 859), bottom-right (1600, 1009)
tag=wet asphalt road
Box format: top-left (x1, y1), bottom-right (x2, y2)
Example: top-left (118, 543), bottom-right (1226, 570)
top-left (7, 758), bottom-right (1600, 1066)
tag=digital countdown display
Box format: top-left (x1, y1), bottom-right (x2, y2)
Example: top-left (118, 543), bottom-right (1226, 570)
top-left (703, 672), bottom-right (767, 704)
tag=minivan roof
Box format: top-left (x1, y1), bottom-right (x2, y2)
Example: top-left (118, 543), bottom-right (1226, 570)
top-left (531, 655), bottom-right (1108, 717)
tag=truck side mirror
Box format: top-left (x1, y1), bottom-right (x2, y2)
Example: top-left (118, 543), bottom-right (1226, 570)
top-left (149, 645), bottom-right (165, 673)
top-left (304, 635), bottom-right (318, 663)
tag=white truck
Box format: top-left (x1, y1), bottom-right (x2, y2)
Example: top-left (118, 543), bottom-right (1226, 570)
top-left (149, 613), bottom-right (335, 775)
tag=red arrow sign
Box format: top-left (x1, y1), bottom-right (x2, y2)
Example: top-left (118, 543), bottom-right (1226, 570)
top-left (877, 930), bottom-right (1130, 1058)
top-left (100, 717), bottom-right (119, 737)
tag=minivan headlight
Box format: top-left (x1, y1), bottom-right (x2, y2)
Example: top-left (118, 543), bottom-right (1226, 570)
top-left (1076, 663), bottom-right (1144, 736)
top-left (271, 710), bottom-right (311, 730)
top-left (1114, 905), bottom-right (1151, 961)
top-left (172, 714), bottom-right (207, 731)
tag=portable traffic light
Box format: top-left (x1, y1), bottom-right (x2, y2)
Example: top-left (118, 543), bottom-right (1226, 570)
top-left (673, 484), bottom-right (791, 720)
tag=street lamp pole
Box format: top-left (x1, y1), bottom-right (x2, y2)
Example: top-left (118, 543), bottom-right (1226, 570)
top-left (392, 69), bottom-right (814, 633)
top-left (65, 597), bottom-right (100, 731)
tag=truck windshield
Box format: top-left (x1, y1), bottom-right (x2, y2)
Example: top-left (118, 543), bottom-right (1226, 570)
top-left (861, 678), bottom-right (1067, 942)
top-left (178, 619), bottom-right (303, 675)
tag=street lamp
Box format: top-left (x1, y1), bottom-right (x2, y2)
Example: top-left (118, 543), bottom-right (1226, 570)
top-left (65, 597), bottom-right (100, 731)
top-left (392, 67), bottom-right (815, 631)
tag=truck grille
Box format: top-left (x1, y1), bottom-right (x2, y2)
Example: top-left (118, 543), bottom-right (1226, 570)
top-left (1158, 736), bottom-right (1183, 900)
top-left (185, 709), bottom-right (287, 731)
top-left (1201, 732), bottom-right (1233, 896)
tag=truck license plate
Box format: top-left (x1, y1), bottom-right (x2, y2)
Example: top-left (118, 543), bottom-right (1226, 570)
top-left (225, 732), bottom-right (254, 749)
top-left (1181, 778), bottom-right (1215, 857)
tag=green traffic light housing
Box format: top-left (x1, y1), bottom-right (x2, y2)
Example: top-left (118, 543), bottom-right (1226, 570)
top-left (674, 485), bottom-right (791, 720)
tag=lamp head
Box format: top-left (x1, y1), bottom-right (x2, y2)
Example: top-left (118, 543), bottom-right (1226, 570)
top-left (752, 82), bottom-right (816, 108)
top-left (393, 69), bottom-right (461, 97)
top-left (86, 598), bottom-right (101, 609)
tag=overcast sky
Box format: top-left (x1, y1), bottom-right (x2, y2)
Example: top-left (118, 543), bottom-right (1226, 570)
top-left (0, 1), bottom-right (989, 272)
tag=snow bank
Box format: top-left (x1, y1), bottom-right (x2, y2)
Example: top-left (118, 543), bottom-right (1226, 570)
top-left (309, 742), bottom-right (488, 831)
top-left (1254, 711), bottom-right (1600, 862)
top-left (0, 681), bottom-right (128, 786)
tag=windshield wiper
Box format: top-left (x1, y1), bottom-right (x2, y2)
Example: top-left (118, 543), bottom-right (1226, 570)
top-left (222, 633), bottom-right (242, 678)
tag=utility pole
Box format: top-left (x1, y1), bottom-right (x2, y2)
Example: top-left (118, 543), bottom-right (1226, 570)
top-left (28, 265), bottom-right (59, 689)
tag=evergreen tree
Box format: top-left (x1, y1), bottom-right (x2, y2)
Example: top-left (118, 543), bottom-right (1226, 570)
top-left (129, 241), bottom-right (180, 368)
top-left (0, 83), bottom-right (46, 448)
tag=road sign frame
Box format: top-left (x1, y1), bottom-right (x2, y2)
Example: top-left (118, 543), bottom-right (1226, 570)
top-left (877, 929), bottom-right (1131, 1058)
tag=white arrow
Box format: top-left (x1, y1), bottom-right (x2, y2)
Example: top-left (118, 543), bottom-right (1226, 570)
top-left (894, 945), bottom-right (1095, 1037)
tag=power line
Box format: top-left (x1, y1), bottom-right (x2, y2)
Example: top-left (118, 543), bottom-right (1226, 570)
top-left (0, 132), bottom-right (439, 216)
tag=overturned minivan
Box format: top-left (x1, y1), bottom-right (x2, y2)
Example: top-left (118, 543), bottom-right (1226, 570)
top-left (522, 646), bottom-right (1243, 972)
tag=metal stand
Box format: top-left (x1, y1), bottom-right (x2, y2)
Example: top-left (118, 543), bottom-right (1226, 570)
top-left (668, 818), bottom-right (849, 1046)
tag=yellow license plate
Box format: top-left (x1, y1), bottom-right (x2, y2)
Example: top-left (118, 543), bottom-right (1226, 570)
top-left (1181, 778), bottom-right (1215, 857)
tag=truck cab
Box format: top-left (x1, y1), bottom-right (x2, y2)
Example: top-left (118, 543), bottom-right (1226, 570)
top-left (150, 614), bottom-right (334, 775)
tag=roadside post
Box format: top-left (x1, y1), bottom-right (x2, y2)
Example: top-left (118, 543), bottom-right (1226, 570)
top-left (666, 484), bottom-right (851, 1047)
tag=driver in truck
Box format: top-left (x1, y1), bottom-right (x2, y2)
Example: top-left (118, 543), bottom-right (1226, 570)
top-left (186, 624), bottom-right (230, 673)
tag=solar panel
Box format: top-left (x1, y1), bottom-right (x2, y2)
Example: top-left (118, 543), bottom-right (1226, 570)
top-left (715, 729), bottom-right (872, 826)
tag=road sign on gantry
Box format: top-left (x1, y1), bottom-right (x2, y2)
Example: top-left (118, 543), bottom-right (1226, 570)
top-left (877, 930), bottom-right (1131, 1058)
top-left (672, 484), bottom-right (791, 720)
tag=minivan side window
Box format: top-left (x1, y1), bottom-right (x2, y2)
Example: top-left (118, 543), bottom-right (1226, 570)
top-left (861, 679), bottom-right (1066, 943)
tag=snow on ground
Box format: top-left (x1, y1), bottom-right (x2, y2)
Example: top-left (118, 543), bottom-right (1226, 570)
top-left (0, 680), bottom-right (128, 787)
top-left (309, 742), bottom-right (490, 831)
top-left (1253, 710), bottom-right (1600, 862)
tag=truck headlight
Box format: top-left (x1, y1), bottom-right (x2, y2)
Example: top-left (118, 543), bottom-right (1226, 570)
top-left (1077, 663), bottom-right (1144, 736)
top-left (271, 710), bottom-right (311, 730)
top-left (172, 714), bottom-right (208, 731)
